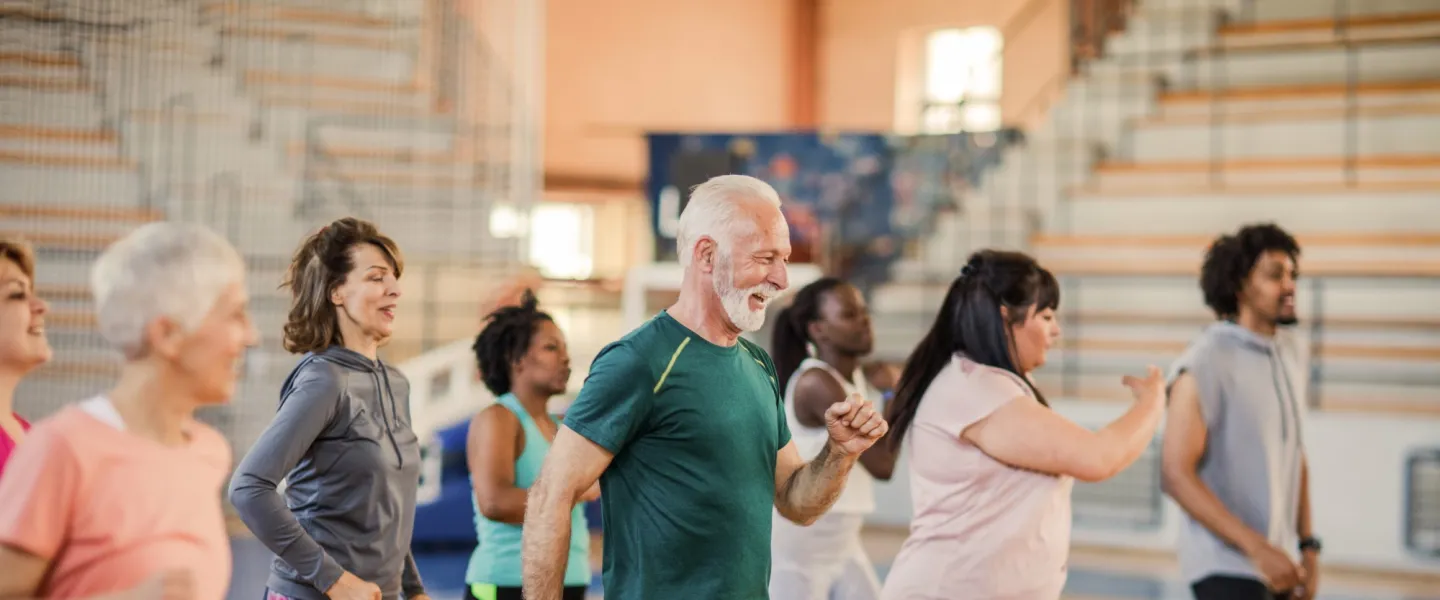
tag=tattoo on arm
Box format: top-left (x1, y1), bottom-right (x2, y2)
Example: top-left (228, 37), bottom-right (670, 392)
top-left (777, 442), bottom-right (855, 524)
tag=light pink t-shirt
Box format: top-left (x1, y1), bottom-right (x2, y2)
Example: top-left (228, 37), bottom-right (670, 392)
top-left (880, 356), bottom-right (1074, 600)
top-left (0, 401), bottom-right (233, 600)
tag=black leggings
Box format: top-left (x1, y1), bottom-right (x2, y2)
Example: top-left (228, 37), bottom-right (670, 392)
top-left (1192, 575), bottom-right (1292, 600)
top-left (463, 584), bottom-right (587, 600)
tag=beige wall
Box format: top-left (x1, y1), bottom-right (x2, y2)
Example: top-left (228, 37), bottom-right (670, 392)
top-left (545, 0), bottom-right (799, 186)
top-left (539, 0), bottom-right (1073, 279)
top-left (819, 0), bottom-right (1070, 130)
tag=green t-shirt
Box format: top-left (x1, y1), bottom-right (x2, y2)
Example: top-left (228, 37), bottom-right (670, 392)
top-left (563, 311), bottom-right (792, 599)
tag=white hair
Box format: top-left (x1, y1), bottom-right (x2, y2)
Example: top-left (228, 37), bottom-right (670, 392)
top-left (676, 174), bottom-right (782, 266)
top-left (91, 222), bottom-right (245, 359)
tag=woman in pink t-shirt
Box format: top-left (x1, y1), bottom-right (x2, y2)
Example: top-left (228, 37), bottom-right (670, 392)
top-left (0, 223), bottom-right (259, 600)
top-left (0, 237), bottom-right (50, 481)
top-left (879, 250), bottom-right (1166, 600)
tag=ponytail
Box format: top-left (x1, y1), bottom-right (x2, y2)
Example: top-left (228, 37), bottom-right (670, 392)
top-left (771, 277), bottom-right (846, 393)
top-left (885, 251), bottom-right (1060, 452)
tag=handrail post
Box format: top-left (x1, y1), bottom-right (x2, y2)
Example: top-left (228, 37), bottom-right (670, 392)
top-left (1337, 0), bottom-right (1358, 188)
top-left (183, 93), bottom-right (197, 222)
top-left (1061, 276), bottom-right (1081, 400)
top-left (1307, 278), bottom-right (1326, 409)
top-left (1207, 44), bottom-right (1226, 189)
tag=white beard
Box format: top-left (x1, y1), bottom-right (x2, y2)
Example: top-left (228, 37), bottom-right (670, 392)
top-left (714, 255), bottom-right (778, 333)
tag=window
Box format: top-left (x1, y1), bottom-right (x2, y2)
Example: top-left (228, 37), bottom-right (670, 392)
top-left (527, 202), bottom-right (594, 280)
top-left (920, 26), bottom-right (1002, 133)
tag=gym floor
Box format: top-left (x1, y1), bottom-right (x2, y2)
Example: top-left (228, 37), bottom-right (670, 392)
top-left (226, 529), bottom-right (1440, 600)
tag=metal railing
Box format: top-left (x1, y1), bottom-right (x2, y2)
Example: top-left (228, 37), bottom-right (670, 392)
top-left (1053, 273), bottom-right (1440, 412)
top-left (157, 91), bottom-right (197, 215)
top-left (1015, 0), bottom-right (1440, 231)
top-left (206, 170), bottom-right (243, 241)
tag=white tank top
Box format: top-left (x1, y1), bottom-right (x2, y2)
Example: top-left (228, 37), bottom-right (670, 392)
top-left (783, 357), bottom-right (876, 515)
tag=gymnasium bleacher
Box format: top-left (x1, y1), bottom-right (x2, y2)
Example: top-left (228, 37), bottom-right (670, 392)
top-left (1, 0), bottom-right (533, 452)
top-left (871, 0), bottom-right (1440, 418)
top-left (2, 0), bottom-right (1438, 597)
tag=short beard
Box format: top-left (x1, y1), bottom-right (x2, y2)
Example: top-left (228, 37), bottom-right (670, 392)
top-left (714, 253), bottom-right (777, 333)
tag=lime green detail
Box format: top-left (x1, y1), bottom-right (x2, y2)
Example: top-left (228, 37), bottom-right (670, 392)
top-left (653, 337), bottom-right (692, 393)
top-left (469, 583), bottom-right (498, 600)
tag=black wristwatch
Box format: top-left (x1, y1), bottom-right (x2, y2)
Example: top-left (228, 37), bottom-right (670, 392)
top-left (1299, 536), bottom-right (1322, 554)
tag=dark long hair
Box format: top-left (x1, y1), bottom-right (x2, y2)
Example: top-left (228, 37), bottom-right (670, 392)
top-left (885, 250), bottom-right (1060, 451)
top-left (772, 277), bottom-right (846, 393)
top-left (472, 289), bottom-right (554, 396)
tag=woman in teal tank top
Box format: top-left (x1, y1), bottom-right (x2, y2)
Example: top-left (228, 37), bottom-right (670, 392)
top-left (465, 291), bottom-right (595, 600)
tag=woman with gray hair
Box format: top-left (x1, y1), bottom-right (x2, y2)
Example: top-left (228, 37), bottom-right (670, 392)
top-left (230, 217), bottom-right (428, 600)
top-left (0, 236), bottom-right (50, 480)
top-left (0, 222), bottom-right (257, 600)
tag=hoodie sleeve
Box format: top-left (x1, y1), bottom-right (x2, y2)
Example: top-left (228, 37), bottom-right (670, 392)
top-left (228, 362), bottom-right (348, 593)
top-left (1168, 343), bottom-right (1225, 430)
top-left (401, 552), bottom-right (425, 598)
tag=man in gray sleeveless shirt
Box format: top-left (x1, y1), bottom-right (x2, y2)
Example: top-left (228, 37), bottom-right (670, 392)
top-left (1162, 224), bottom-right (1319, 600)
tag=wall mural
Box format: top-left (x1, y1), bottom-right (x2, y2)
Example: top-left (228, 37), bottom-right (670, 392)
top-left (646, 129), bottom-right (1021, 295)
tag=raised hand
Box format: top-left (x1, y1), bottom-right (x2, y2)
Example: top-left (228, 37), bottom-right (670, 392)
top-left (326, 570), bottom-right (382, 600)
top-left (1121, 365), bottom-right (1167, 406)
top-left (824, 393), bottom-right (888, 456)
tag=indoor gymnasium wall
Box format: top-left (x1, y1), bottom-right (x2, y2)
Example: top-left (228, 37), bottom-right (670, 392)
top-left (543, 0), bottom-right (798, 190)
top-left (817, 0), bottom-right (1072, 131)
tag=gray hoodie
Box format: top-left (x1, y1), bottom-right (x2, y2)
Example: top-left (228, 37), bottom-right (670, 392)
top-left (230, 346), bottom-right (425, 600)
top-left (1166, 321), bottom-right (1306, 585)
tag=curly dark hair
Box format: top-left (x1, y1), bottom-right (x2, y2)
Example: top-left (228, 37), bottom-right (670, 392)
top-left (281, 217), bottom-right (404, 354)
top-left (1200, 223), bottom-right (1300, 319)
top-left (473, 289), bottom-right (554, 396)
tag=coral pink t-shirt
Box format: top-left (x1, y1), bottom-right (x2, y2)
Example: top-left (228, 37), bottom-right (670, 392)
top-left (880, 356), bottom-right (1074, 600)
top-left (0, 399), bottom-right (233, 600)
top-left (0, 413), bottom-right (29, 481)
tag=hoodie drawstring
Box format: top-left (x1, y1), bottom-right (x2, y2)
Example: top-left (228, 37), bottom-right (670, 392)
top-left (1272, 346), bottom-right (1304, 448)
top-left (374, 365), bottom-right (405, 467)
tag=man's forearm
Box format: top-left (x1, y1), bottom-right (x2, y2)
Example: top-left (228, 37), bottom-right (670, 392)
top-left (521, 479), bottom-right (574, 600)
top-left (1164, 470), bottom-right (1269, 554)
top-left (776, 442), bottom-right (857, 525)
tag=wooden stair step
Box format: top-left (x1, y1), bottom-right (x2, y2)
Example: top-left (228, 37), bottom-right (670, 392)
top-left (1219, 11), bottom-right (1440, 36)
top-left (0, 150), bottom-right (133, 169)
top-left (0, 204), bottom-right (162, 223)
top-left (1161, 80), bottom-right (1440, 103)
top-left (0, 124), bottom-right (115, 144)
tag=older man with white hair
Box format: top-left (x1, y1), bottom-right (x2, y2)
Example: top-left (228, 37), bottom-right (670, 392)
top-left (522, 174), bottom-right (889, 599)
top-left (0, 222), bottom-right (257, 600)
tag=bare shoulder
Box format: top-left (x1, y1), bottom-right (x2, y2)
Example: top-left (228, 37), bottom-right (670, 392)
top-left (794, 368), bottom-right (846, 403)
top-left (470, 403), bottom-right (521, 437)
